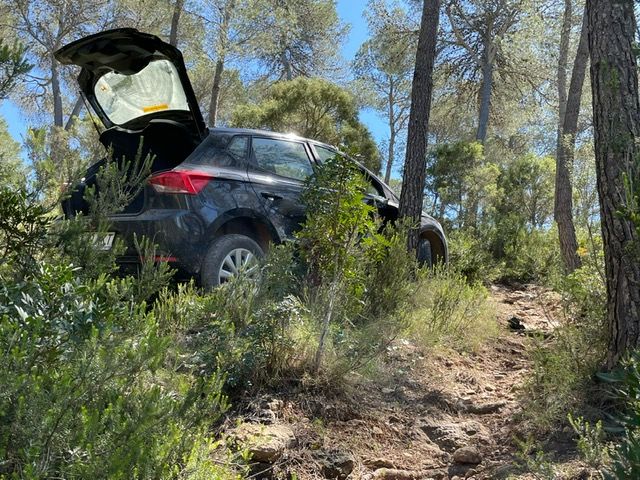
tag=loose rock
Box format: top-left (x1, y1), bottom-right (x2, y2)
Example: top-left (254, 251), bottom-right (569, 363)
top-left (231, 423), bottom-right (296, 463)
top-left (372, 468), bottom-right (420, 479)
top-left (364, 458), bottom-right (395, 469)
top-left (464, 400), bottom-right (506, 415)
top-left (316, 449), bottom-right (355, 479)
top-left (452, 446), bottom-right (482, 464)
top-left (508, 316), bottom-right (525, 330)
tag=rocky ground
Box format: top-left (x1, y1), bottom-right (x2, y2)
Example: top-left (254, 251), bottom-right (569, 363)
top-left (220, 285), bottom-right (597, 479)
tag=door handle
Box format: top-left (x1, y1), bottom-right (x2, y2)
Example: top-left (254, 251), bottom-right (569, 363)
top-left (261, 192), bottom-right (283, 201)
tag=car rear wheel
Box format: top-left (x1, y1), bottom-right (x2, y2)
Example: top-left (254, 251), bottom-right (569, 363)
top-left (201, 234), bottom-right (264, 289)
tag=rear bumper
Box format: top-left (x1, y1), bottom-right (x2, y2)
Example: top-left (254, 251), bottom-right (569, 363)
top-left (109, 208), bottom-right (209, 276)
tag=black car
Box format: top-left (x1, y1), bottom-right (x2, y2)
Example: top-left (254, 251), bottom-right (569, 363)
top-left (55, 29), bottom-right (447, 288)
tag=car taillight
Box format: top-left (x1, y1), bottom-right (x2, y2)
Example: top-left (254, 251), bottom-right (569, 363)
top-left (148, 170), bottom-right (213, 194)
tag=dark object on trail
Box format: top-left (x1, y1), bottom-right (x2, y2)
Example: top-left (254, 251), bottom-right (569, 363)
top-left (56, 29), bottom-right (447, 288)
top-left (508, 316), bottom-right (526, 331)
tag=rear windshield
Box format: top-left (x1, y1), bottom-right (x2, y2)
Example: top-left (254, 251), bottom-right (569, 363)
top-left (94, 59), bottom-right (189, 125)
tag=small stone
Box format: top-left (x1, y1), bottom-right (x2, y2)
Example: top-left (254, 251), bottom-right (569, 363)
top-left (465, 401), bottom-right (506, 414)
top-left (372, 468), bottom-right (419, 479)
top-left (508, 316), bottom-right (525, 330)
top-left (316, 449), bottom-right (355, 479)
top-left (453, 446), bottom-right (482, 465)
top-left (231, 423), bottom-right (296, 463)
top-left (364, 458), bottom-right (395, 469)
top-left (266, 399), bottom-right (284, 412)
top-left (257, 409), bottom-right (277, 424)
top-left (372, 426), bottom-right (384, 435)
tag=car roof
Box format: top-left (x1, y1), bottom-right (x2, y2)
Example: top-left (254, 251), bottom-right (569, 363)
top-left (209, 127), bottom-right (338, 151)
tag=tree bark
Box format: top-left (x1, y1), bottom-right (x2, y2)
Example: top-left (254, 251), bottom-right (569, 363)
top-left (587, 0), bottom-right (640, 368)
top-left (557, 0), bottom-right (572, 134)
top-left (555, 8), bottom-right (589, 273)
top-left (64, 96), bottom-right (84, 131)
top-left (476, 47), bottom-right (494, 143)
top-left (281, 50), bottom-right (293, 81)
top-left (209, 59), bottom-right (225, 127)
top-left (385, 79), bottom-right (396, 184)
top-left (51, 58), bottom-right (63, 128)
top-left (399, 0), bottom-right (441, 252)
top-left (208, 0), bottom-right (235, 127)
top-left (169, 0), bottom-right (185, 47)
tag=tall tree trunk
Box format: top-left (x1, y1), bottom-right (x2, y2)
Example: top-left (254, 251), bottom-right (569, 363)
top-left (587, 0), bottom-right (640, 368)
top-left (208, 0), bottom-right (234, 127)
top-left (281, 50), bottom-right (293, 81)
top-left (51, 59), bottom-right (63, 128)
top-left (385, 79), bottom-right (396, 184)
top-left (385, 129), bottom-right (395, 184)
top-left (557, 0), bottom-right (572, 134)
top-left (399, 0), bottom-right (441, 252)
top-left (209, 59), bottom-right (225, 127)
top-left (555, 9), bottom-right (589, 273)
top-left (64, 96), bottom-right (84, 131)
top-left (169, 0), bottom-right (185, 47)
top-left (476, 48), bottom-right (494, 143)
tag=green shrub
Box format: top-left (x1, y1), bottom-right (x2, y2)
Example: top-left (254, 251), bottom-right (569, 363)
top-left (408, 266), bottom-right (498, 351)
top-left (176, 281), bottom-right (305, 392)
top-left (497, 226), bottom-right (561, 284)
top-left (447, 229), bottom-right (498, 284)
top-left (296, 154), bottom-right (415, 376)
top-left (597, 353), bottom-right (640, 478)
top-left (0, 182), bottom-right (236, 478)
top-left (163, 224), bottom-right (418, 391)
top-left (520, 264), bottom-right (606, 434)
top-left (567, 414), bottom-right (610, 469)
top-left (163, 155), bottom-right (420, 388)
top-left (0, 264), bottom-right (230, 478)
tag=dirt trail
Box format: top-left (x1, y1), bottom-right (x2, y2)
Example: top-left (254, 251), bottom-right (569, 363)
top-left (226, 285), bottom-right (572, 479)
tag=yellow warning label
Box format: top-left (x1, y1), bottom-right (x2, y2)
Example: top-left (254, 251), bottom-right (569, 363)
top-left (142, 104), bottom-right (169, 113)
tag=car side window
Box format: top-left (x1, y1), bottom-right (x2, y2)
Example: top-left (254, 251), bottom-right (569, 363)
top-left (188, 134), bottom-right (248, 167)
top-left (227, 136), bottom-right (249, 161)
top-left (315, 145), bottom-right (383, 197)
top-left (252, 137), bottom-right (313, 181)
top-left (315, 145), bottom-right (339, 163)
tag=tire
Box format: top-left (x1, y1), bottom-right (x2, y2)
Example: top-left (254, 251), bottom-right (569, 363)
top-left (417, 238), bottom-right (433, 267)
top-left (201, 234), bottom-right (264, 289)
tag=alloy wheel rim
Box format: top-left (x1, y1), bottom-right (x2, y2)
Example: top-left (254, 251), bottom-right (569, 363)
top-left (218, 248), bottom-right (256, 284)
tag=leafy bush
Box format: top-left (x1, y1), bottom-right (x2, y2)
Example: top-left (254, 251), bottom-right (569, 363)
top-left (296, 154), bottom-right (416, 376)
top-left (165, 155), bottom-right (419, 388)
top-left (567, 414), bottom-right (610, 469)
top-left (408, 266), bottom-right (497, 351)
top-left (597, 353), bottom-right (640, 478)
top-left (520, 264), bottom-right (606, 434)
top-left (495, 223), bottom-right (561, 284)
top-left (447, 229), bottom-right (498, 284)
top-left (165, 278), bottom-right (305, 392)
top-left (0, 183), bottom-right (238, 478)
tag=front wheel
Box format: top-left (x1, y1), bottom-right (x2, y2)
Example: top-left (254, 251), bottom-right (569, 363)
top-left (417, 238), bottom-right (433, 267)
top-left (201, 234), bottom-right (264, 289)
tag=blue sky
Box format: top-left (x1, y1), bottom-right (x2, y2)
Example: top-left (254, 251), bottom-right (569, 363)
top-left (1, 0), bottom-right (388, 157)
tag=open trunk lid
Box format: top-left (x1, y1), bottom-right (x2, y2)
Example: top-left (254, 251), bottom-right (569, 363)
top-left (54, 28), bottom-right (207, 139)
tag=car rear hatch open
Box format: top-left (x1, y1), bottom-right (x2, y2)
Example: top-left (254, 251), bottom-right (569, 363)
top-left (55, 28), bottom-right (206, 138)
top-left (56, 28), bottom-right (208, 216)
